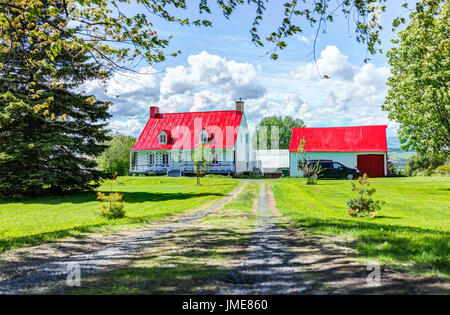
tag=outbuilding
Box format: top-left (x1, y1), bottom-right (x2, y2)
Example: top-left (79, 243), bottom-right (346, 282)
top-left (289, 125), bottom-right (388, 177)
top-left (255, 150), bottom-right (290, 178)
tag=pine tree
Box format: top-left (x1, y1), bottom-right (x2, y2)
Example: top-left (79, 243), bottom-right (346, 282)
top-left (0, 2), bottom-right (111, 197)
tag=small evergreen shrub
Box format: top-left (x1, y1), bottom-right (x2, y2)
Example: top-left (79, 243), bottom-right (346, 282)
top-left (96, 172), bottom-right (125, 219)
top-left (346, 174), bottom-right (384, 218)
top-left (96, 192), bottom-right (125, 219)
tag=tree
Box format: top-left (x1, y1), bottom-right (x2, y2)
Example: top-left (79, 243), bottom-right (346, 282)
top-left (296, 137), bottom-right (322, 185)
top-left (383, 0), bottom-right (449, 158)
top-left (97, 133), bottom-right (136, 176)
top-left (192, 144), bottom-right (213, 186)
top-left (255, 116), bottom-right (305, 149)
top-left (0, 5), bottom-right (111, 198)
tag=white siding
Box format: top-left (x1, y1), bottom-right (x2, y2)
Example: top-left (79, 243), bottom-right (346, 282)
top-left (234, 115), bottom-right (251, 173)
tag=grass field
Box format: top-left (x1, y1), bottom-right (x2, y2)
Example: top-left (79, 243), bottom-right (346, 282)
top-left (271, 177), bottom-right (450, 276)
top-left (0, 177), bottom-right (239, 252)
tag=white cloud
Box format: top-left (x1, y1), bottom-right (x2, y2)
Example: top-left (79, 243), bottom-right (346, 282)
top-left (289, 45), bottom-right (396, 142)
top-left (81, 47), bottom-right (398, 146)
top-left (82, 67), bottom-right (162, 118)
top-left (295, 34), bottom-right (311, 44)
top-left (81, 51), bottom-right (267, 136)
top-left (108, 118), bottom-right (146, 136)
top-left (161, 51), bottom-right (267, 99)
top-left (292, 45), bottom-right (357, 81)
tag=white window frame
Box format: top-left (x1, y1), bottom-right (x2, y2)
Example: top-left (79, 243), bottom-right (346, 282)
top-left (162, 153), bottom-right (169, 165)
top-left (199, 130), bottom-right (208, 144)
top-left (159, 132), bottom-right (167, 144)
top-left (147, 153), bottom-right (154, 165)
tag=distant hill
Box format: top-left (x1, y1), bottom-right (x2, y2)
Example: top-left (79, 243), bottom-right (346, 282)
top-left (388, 148), bottom-right (416, 160)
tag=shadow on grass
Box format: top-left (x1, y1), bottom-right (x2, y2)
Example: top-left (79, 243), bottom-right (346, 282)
top-left (55, 220), bottom-right (450, 295)
top-left (0, 191), bottom-right (226, 205)
top-left (288, 216), bottom-right (450, 276)
top-left (53, 227), bottom-right (252, 295)
top-left (375, 215), bottom-right (402, 220)
top-left (0, 192), bottom-right (227, 252)
top-left (120, 192), bottom-right (225, 203)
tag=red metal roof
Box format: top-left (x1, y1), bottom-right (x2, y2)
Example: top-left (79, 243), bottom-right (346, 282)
top-left (289, 125), bottom-right (388, 152)
top-left (131, 110), bottom-right (243, 150)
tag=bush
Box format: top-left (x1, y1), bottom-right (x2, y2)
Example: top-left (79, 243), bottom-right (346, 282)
top-left (387, 161), bottom-right (403, 177)
top-left (435, 164), bottom-right (450, 175)
top-left (96, 133), bottom-right (136, 176)
top-left (303, 162), bottom-right (323, 185)
top-left (405, 154), bottom-right (446, 176)
top-left (346, 174), bottom-right (384, 218)
top-left (96, 192), bottom-right (125, 219)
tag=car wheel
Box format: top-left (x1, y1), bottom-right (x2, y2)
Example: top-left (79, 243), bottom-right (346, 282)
top-left (347, 173), bottom-right (354, 180)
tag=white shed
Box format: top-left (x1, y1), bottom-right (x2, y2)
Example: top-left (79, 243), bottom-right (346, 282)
top-left (255, 150), bottom-right (290, 176)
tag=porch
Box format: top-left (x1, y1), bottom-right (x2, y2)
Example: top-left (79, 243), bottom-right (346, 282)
top-left (130, 161), bottom-right (235, 176)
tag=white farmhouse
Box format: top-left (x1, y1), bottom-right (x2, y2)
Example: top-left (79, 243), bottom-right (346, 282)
top-left (130, 101), bottom-right (256, 176)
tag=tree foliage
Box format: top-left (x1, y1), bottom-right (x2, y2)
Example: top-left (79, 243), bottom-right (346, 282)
top-left (255, 115), bottom-right (305, 149)
top-left (96, 133), bottom-right (136, 176)
top-left (383, 0), bottom-right (449, 158)
top-left (0, 4), bottom-right (111, 198)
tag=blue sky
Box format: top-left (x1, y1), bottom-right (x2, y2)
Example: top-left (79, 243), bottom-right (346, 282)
top-left (84, 1), bottom-right (417, 148)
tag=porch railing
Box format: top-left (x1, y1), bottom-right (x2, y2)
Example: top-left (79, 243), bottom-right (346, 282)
top-left (130, 161), bottom-right (235, 174)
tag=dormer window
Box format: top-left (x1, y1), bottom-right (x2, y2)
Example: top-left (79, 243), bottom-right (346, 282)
top-left (159, 131), bottom-right (167, 144)
top-left (199, 129), bottom-right (208, 144)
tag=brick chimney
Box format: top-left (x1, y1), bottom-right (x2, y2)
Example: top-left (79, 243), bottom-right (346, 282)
top-left (235, 99), bottom-right (244, 114)
top-left (150, 106), bottom-right (159, 118)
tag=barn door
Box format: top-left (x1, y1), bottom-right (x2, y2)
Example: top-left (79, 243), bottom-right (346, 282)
top-left (357, 154), bottom-right (385, 177)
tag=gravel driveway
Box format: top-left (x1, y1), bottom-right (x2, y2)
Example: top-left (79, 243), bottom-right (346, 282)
top-left (0, 184), bottom-right (243, 294)
top-left (220, 182), bottom-right (312, 294)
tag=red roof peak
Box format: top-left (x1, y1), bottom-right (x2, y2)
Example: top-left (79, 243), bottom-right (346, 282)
top-left (160, 109), bottom-right (237, 115)
top-left (131, 109), bottom-right (243, 151)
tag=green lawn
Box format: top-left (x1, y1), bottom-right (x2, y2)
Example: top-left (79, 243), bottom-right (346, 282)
top-left (0, 177), bottom-right (239, 252)
top-left (271, 176), bottom-right (450, 276)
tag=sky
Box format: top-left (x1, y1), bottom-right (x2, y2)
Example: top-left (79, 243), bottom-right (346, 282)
top-left (82, 1), bottom-right (417, 148)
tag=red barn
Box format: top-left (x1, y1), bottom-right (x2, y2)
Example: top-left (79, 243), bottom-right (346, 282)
top-left (289, 125), bottom-right (388, 177)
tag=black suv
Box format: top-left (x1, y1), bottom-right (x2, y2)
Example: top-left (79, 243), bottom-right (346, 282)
top-left (303, 160), bottom-right (360, 180)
